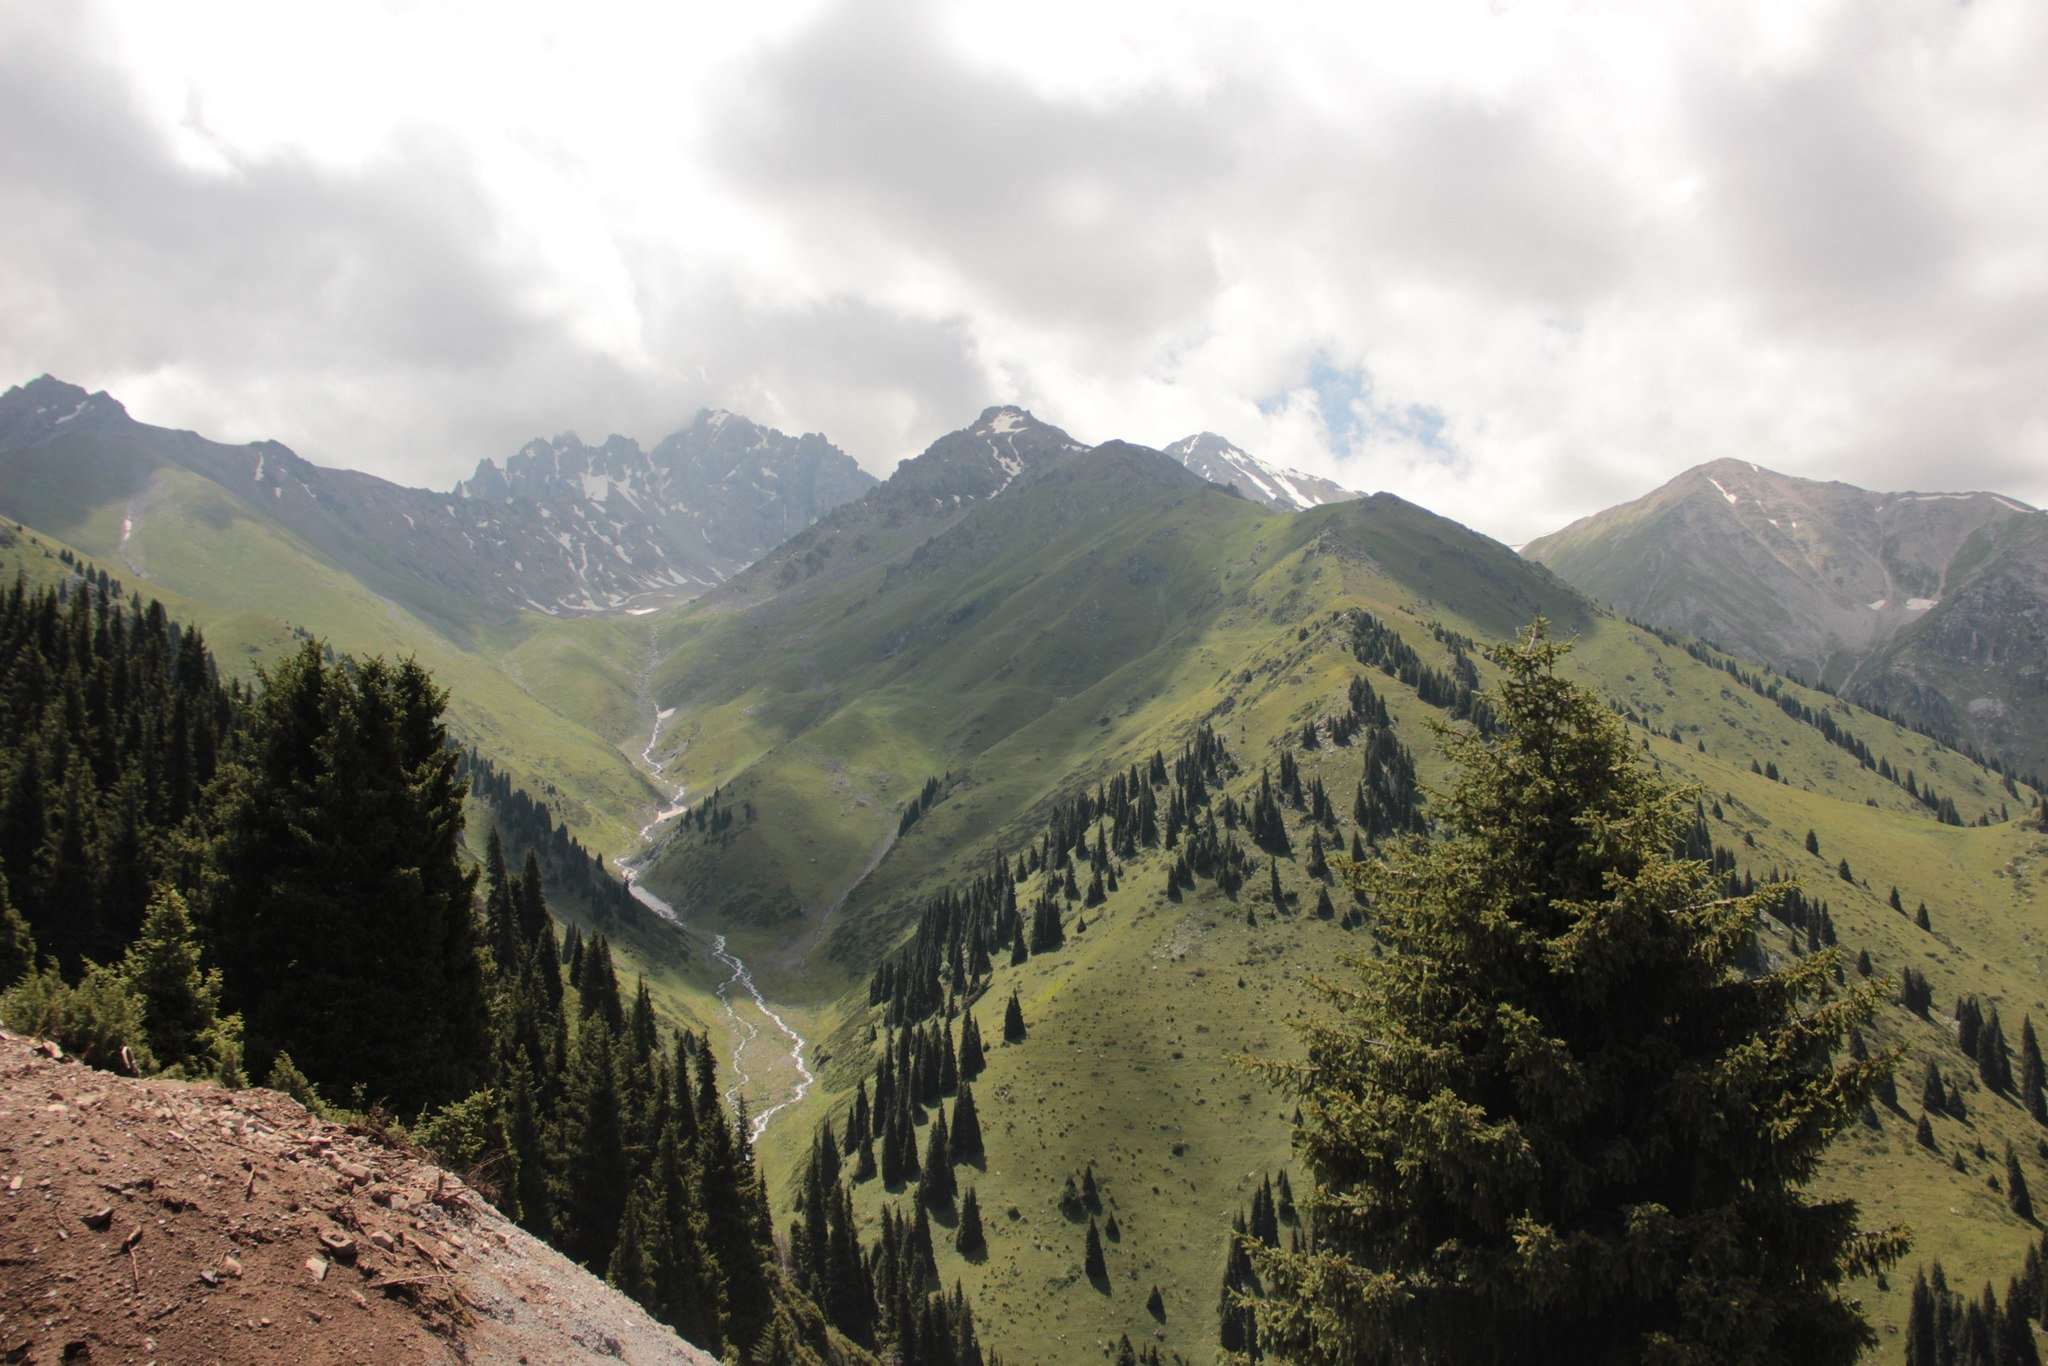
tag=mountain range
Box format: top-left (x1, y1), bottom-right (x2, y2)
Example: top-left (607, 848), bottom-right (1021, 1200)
top-left (0, 375), bottom-right (876, 623)
top-left (1524, 456), bottom-right (2048, 779)
top-left (4, 377), bottom-right (2045, 1361)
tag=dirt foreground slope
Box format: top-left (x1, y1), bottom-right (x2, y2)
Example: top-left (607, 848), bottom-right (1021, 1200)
top-left (0, 1030), bottom-right (714, 1365)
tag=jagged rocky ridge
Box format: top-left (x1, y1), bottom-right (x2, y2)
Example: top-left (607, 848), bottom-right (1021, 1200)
top-left (0, 376), bottom-right (874, 619)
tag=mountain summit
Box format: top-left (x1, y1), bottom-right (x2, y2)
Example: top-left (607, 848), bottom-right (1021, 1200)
top-left (1524, 457), bottom-right (2048, 774)
top-left (1162, 432), bottom-right (1358, 511)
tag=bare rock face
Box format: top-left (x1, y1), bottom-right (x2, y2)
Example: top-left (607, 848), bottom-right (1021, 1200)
top-left (1525, 457), bottom-right (2048, 778)
top-left (0, 1029), bottom-right (717, 1365)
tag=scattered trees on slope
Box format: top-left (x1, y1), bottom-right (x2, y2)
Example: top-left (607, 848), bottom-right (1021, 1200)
top-left (1247, 622), bottom-right (1905, 1363)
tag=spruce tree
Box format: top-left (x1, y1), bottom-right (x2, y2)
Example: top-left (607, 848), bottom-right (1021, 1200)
top-left (2010, 1144), bottom-right (2035, 1223)
top-left (606, 1175), bottom-right (663, 1306)
top-left (1003, 989), bottom-right (1027, 1043)
top-left (956, 1186), bottom-right (986, 1259)
top-left (119, 887), bottom-right (232, 1078)
top-left (921, 1109), bottom-right (955, 1208)
top-left (957, 1010), bottom-right (985, 1080)
top-left (1084, 1215), bottom-right (1107, 1284)
top-left (950, 1081), bottom-right (985, 1166)
top-left (1249, 623), bottom-right (1904, 1363)
top-left (207, 645), bottom-right (490, 1114)
top-left (2023, 1017), bottom-right (2046, 1124)
top-left (557, 1017), bottom-right (628, 1271)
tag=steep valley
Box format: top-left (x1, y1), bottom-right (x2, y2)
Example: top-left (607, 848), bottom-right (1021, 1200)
top-left (6, 392), bottom-right (2047, 1361)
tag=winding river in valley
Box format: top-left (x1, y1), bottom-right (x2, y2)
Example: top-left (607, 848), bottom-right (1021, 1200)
top-left (615, 700), bottom-right (815, 1144)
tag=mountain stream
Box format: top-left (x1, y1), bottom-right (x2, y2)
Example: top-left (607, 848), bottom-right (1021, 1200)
top-left (616, 699), bottom-right (814, 1144)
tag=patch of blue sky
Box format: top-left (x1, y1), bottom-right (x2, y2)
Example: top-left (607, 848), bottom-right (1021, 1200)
top-left (1259, 352), bottom-right (1454, 461)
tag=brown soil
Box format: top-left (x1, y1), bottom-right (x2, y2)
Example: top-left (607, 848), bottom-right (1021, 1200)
top-left (0, 1031), bottom-right (715, 1365)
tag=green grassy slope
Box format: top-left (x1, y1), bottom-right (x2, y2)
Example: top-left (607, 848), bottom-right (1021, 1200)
top-left (614, 445), bottom-right (2045, 1362)
top-left (6, 458), bottom-right (655, 852)
top-left (17, 423), bottom-right (2047, 1360)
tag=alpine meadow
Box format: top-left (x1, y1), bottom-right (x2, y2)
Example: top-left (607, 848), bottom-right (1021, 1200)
top-left (5, 5), bottom-right (2048, 1362)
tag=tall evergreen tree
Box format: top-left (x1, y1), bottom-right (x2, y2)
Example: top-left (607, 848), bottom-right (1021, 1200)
top-left (921, 1108), bottom-right (955, 1207)
top-left (207, 644), bottom-right (489, 1114)
top-left (556, 1017), bottom-right (628, 1271)
top-left (119, 886), bottom-right (231, 1077)
top-left (1249, 623), bottom-right (1905, 1363)
top-left (2023, 1017), bottom-right (2046, 1125)
top-left (950, 1080), bottom-right (985, 1166)
top-left (956, 1186), bottom-right (986, 1259)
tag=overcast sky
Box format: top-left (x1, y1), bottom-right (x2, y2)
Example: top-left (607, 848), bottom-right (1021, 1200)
top-left (3, 0), bottom-right (2043, 544)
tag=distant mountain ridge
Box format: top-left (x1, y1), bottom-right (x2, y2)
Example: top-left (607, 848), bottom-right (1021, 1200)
top-left (723, 404), bottom-right (1099, 597)
top-left (0, 375), bottom-right (874, 621)
top-left (1162, 432), bottom-right (1359, 511)
top-left (1524, 456), bottom-right (2048, 776)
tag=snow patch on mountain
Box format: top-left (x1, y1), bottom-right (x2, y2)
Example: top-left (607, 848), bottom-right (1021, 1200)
top-left (1162, 433), bottom-right (1361, 512)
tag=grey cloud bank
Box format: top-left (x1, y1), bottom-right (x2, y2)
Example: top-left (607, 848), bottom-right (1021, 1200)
top-left (1, 0), bottom-right (2042, 544)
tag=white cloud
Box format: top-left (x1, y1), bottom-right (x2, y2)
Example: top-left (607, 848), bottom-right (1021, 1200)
top-left (1, 0), bottom-right (2043, 543)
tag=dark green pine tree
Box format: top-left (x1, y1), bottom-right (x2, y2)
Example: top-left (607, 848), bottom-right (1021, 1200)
top-left (1980, 1008), bottom-right (2014, 1094)
top-left (1268, 857), bottom-right (1286, 910)
top-left (578, 932), bottom-right (626, 1033)
top-left (114, 888), bottom-right (224, 1075)
top-left (1249, 623), bottom-right (1905, 1364)
top-left (957, 1010), bottom-right (985, 1080)
top-left (1922, 1060), bottom-right (1947, 1114)
top-left (693, 1046), bottom-right (774, 1350)
top-left (482, 828), bottom-right (519, 974)
top-left (920, 1108), bottom-right (955, 1208)
top-left (556, 1017), bottom-right (628, 1271)
top-left (1084, 1215), bottom-right (1107, 1286)
top-left (2023, 1017), bottom-right (2047, 1124)
top-left (1146, 1283), bottom-right (1165, 1321)
top-left (1307, 828), bottom-right (1329, 880)
top-left (1905, 1269), bottom-right (1936, 1366)
top-left (207, 645), bottom-right (490, 1114)
top-left (2010, 1144), bottom-right (2035, 1223)
top-left (1003, 989), bottom-right (1027, 1043)
top-left (956, 1186), bottom-right (986, 1260)
top-left (950, 1080), bottom-right (985, 1167)
top-left (910, 1198), bottom-right (939, 1288)
top-left (503, 1059), bottom-right (553, 1239)
top-left (606, 1173), bottom-right (663, 1306)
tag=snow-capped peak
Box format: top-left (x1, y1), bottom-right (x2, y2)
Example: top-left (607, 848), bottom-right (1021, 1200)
top-left (1163, 433), bottom-right (1360, 513)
